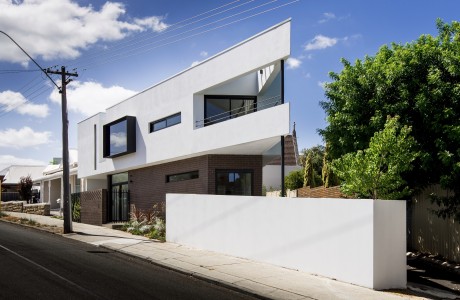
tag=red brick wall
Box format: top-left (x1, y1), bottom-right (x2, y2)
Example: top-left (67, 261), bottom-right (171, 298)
top-left (80, 189), bottom-right (107, 225)
top-left (129, 156), bottom-right (208, 211)
top-left (297, 185), bottom-right (345, 198)
top-left (129, 154), bottom-right (263, 211)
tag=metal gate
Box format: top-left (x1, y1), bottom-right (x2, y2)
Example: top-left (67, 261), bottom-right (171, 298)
top-left (108, 188), bottom-right (129, 222)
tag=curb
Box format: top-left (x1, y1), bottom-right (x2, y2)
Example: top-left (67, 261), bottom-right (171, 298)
top-left (98, 243), bottom-right (297, 300)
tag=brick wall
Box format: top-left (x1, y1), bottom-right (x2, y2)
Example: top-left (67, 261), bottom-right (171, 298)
top-left (80, 189), bottom-right (107, 225)
top-left (129, 154), bottom-right (263, 211)
top-left (129, 156), bottom-right (209, 211)
top-left (297, 185), bottom-right (345, 198)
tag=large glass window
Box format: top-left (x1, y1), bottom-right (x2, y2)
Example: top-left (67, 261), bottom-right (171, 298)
top-left (216, 170), bottom-right (253, 196)
top-left (103, 116), bottom-right (136, 158)
top-left (109, 120), bottom-right (127, 155)
top-left (204, 96), bottom-right (256, 126)
top-left (150, 113), bottom-right (181, 133)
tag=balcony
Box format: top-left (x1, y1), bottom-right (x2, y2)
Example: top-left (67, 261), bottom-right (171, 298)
top-left (195, 94), bottom-right (282, 128)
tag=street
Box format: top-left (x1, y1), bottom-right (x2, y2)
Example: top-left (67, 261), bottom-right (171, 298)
top-left (0, 222), bottom-right (258, 300)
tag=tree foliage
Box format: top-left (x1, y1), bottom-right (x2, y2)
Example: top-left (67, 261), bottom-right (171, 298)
top-left (18, 175), bottom-right (33, 202)
top-left (322, 143), bottom-right (339, 188)
top-left (300, 145), bottom-right (324, 188)
top-left (332, 116), bottom-right (418, 199)
top-left (319, 20), bottom-right (460, 212)
top-left (284, 169), bottom-right (304, 191)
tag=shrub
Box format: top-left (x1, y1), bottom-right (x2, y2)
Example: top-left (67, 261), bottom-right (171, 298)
top-left (122, 204), bottom-right (166, 241)
top-left (18, 175), bottom-right (33, 202)
top-left (285, 169), bottom-right (304, 190)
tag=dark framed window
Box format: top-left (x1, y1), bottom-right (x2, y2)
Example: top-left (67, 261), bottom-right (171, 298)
top-left (204, 95), bottom-right (256, 126)
top-left (103, 116), bottom-right (136, 158)
top-left (166, 170), bottom-right (199, 183)
top-left (150, 112), bottom-right (181, 133)
top-left (215, 170), bottom-right (253, 196)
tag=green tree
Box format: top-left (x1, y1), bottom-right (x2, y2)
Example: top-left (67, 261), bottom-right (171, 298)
top-left (18, 175), bottom-right (33, 202)
top-left (299, 145), bottom-right (324, 188)
top-left (285, 169), bottom-right (304, 190)
top-left (332, 116), bottom-right (418, 200)
top-left (319, 20), bottom-right (460, 213)
top-left (322, 144), bottom-right (339, 188)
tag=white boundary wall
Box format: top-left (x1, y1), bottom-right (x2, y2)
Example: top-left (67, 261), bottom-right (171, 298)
top-left (166, 194), bottom-right (406, 290)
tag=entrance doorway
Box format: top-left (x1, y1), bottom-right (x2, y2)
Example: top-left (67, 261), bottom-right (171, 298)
top-left (108, 172), bottom-right (129, 222)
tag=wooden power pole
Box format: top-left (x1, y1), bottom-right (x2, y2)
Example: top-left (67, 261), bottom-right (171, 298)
top-left (46, 66), bottom-right (78, 234)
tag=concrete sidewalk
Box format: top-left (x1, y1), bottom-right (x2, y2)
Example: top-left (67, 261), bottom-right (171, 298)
top-left (2, 212), bottom-right (425, 300)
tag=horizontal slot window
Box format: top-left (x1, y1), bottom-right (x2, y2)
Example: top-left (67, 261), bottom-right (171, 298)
top-left (166, 170), bottom-right (199, 183)
top-left (150, 113), bottom-right (181, 133)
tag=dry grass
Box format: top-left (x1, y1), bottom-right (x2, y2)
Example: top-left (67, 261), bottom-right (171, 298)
top-left (0, 214), bottom-right (63, 234)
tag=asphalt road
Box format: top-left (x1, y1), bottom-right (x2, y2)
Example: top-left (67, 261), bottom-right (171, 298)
top-left (0, 222), bottom-right (258, 300)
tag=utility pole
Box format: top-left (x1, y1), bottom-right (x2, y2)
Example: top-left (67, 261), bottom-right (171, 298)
top-left (0, 31), bottom-right (77, 233)
top-left (46, 66), bottom-right (78, 234)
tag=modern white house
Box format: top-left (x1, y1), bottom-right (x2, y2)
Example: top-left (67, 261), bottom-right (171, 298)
top-left (78, 19), bottom-right (291, 222)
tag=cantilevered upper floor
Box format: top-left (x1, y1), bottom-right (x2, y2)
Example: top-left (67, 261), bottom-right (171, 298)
top-left (78, 19), bottom-right (291, 179)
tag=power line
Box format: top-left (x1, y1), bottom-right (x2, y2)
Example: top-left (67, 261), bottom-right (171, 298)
top-left (76, 0), bottom-right (297, 70)
top-left (70, 0), bottom-right (253, 66)
top-left (0, 69), bottom-right (40, 74)
top-left (75, 0), bottom-right (275, 68)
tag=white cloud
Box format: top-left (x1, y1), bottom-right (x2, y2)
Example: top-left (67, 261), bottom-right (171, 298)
top-left (49, 81), bottom-right (137, 117)
top-left (0, 155), bottom-right (46, 171)
top-left (200, 51), bottom-right (208, 57)
top-left (110, 132), bottom-right (127, 148)
top-left (191, 61), bottom-right (200, 67)
top-left (286, 58), bottom-right (302, 70)
top-left (319, 12), bottom-right (336, 24)
top-left (134, 16), bottom-right (168, 32)
top-left (305, 35), bottom-right (338, 51)
top-left (0, 90), bottom-right (49, 118)
top-left (0, 0), bottom-right (169, 65)
top-left (0, 127), bottom-right (52, 148)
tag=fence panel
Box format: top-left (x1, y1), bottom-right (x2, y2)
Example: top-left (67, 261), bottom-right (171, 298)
top-left (410, 185), bottom-right (460, 262)
top-left (1, 192), bottom-right (20, 202)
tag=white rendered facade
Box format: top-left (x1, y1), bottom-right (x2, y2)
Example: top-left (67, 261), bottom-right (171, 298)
top-left (78, 20), bottom-right (291, 220)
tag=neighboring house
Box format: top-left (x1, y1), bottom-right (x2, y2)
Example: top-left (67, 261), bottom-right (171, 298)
top-left (78, 20), bottom-right (291, 222)
top-left (34, 149), bottom-right (80, 209)
top-left (0, 165), bottom-right (45, 192)
top-left (0, 165), bottom-right (45, 201)
top-left (262, 123), bottom-right (301, 190)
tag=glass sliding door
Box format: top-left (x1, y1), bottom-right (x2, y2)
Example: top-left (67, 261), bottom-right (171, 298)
top-left (204, 96), bottom-right (256, 126)
top-left (109, 172), bottom-right (129, 222)
top-left (215, 170), bottom-right (253, 196)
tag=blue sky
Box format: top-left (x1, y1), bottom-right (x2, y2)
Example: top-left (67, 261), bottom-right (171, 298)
top-left (0, 0), bottom-right (459, 170)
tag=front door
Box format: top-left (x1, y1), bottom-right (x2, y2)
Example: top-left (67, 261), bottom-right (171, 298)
top-left (109, 172), bottom-right (129, 222)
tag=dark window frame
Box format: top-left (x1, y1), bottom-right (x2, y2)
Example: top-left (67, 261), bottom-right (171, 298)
top-left (204, 95), bottom-right (257, 126)
top-left (103, 116), bottom-right (136, 158)
top-left (166, 170), bottom-right (199, 183)
top-left (150, 112), bottom-right (181, 133)
top-left (215, 169), bottom-right (254, 196)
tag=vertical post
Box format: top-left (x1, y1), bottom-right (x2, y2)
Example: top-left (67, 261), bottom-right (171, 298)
top-left (61, 66), bottom-right (72, 233)
top-left (280, 59), bottom-right (285, 197)
top-left (46, 66), bottom-right (77, 233)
